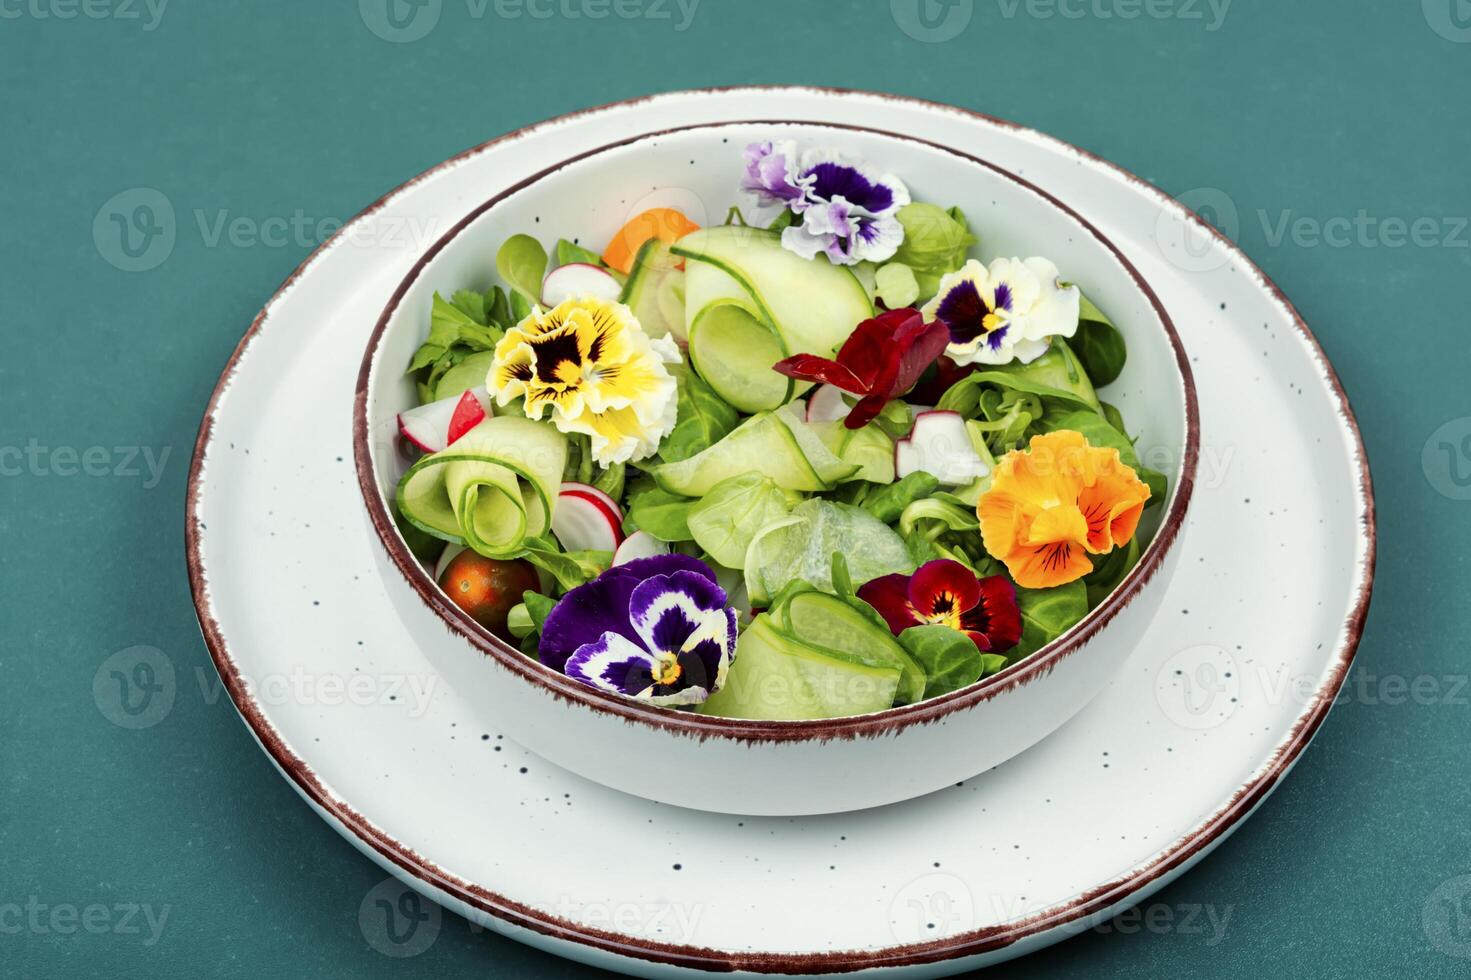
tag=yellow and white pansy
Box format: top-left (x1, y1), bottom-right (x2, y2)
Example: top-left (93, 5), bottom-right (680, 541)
top-left (921, 257), bottom-right (1080, 366)
top-left (489, 296), bottom-right (679, 466)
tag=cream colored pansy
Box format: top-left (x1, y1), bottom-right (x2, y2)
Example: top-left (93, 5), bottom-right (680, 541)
top-left (489, 296), bottom-right (679, 466)
top-left (921, 257), bottom-right (1080, 366)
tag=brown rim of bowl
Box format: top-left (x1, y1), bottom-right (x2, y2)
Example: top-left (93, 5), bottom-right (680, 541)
top-left (350, 118), bottom-right (1201, 743)
top-left (188, 87), bottom-right (1376, 974)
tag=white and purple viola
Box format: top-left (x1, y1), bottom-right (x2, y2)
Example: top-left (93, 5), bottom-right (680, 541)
top-left (741, 140), bottom-right (910, 266)
top-left (539, 555), bottom-right (740, 707)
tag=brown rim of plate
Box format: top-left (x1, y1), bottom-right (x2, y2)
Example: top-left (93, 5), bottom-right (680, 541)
top-left (349, 118), bottom-right (1201, 743)
top-left (186, 87), bottom-right (1376, 974)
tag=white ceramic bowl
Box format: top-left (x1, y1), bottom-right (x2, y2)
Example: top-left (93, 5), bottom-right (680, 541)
top-left (354, 122), bottom-right (1198, 816)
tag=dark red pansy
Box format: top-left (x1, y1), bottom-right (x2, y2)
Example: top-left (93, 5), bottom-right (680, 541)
top-left (906, 354), bottom-right (980, 407)
top-left (774, 308), bottom-right (950, 429)
top-left (857, 559), bottom-right (1022, 653)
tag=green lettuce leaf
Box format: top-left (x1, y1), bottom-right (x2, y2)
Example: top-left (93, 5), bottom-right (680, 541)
top-left (875, 262), bottom-right (920, 309)
top-left (519, 536), bottom-right (611, 593)
top-left (624, 487), bottom-right (696, 542)
top-left (659, 361), bottom-right (740, 463)
top-left (1009, 580), bottom-right (1089, 662)
top-left (891, 203), bottom-right (976, 299)
top-left (1070, 291), bottom-right (1128, 387)
top-left (938, 340), bottom-right (1102, 419)
top-left (687, 473), bottom-right (802, 569)
top-left (556, 238), bottom-right (604, 268)
top-left (897, 625), bottom-right (984, 699)
top-left (861, 471), bottom-right (940, 525)
top-left (497, 235), bottom-right (547, 304)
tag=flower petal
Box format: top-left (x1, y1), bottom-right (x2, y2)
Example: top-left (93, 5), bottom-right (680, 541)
top-left (564, 631), bottom-right (658, 697)
top-left (959, 575), bottom-right (1022, 652)
top-left (907, 559), bottom-right (983, 621)
top-left (772, 353), bottom-right (867, 392)
top-left (629, 570), bottom-right (730, 650)
top-left (538, 568), bottom-right (643, 672)
top-left (855, 573), bottom-right (921, 635)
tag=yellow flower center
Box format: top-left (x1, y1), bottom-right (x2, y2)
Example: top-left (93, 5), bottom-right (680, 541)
top-left (919, 592), bottom-right (965, 630)
top-left (487, 296), bottom-right (678, 466)
top-left (652, 653), bottom-right (683, 687)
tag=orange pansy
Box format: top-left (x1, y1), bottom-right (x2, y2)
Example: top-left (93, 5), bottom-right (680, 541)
top-left (978, 430), bottom-right (1151, 589)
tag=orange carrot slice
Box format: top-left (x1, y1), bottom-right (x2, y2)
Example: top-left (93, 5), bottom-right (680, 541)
top-left (601, 208), bottom-right (701, 274)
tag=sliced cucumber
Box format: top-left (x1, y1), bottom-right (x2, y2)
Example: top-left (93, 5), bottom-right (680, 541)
top-left (688, 301), bottom-right (790, 412)
top-left (433, 351), bottom-right (495, 402)
top-left (618, 239), bottom-right (687, 342)
top-left (652, 412), bottom-right (823, 496)
top-left (810, 419), bottom-right (897, 484)
top-left (774, 404), bottom-right (861, 485)
top-left (396, 417), bottom-right (567, 558)
top-left (779, 592), bottom-right (925, 705)
top-left (673, 226), bottom-right (873, 357)
top-left (674, 226), bottom-right (872, 414)
top-left (698, 615), bottom-right (900, 720)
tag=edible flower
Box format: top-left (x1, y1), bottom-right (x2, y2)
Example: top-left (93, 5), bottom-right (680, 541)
top-left (773, 308), bottom-right (950, 429)
top-left (489, 296), bottom-right (679, 466)
top-left (921, 257), bottom-right (1080, 366)
top-left (742, 142), bottom-right (910, 266)
top-left (978, 430), bottom-right (1151, 589)
top-left (540, 554), bottom-right (739, 707)
top-left (857, 559), bottom-right (1022, 653)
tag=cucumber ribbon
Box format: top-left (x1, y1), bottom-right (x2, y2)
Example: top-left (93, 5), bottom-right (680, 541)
top-left (396, 417), bottom-right (567, 558)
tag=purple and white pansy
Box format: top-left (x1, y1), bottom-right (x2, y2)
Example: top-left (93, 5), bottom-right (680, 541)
top-left (540, 554), bottom-right (739, 707)
top-left (920, 257), bottom-right (1081, 366)
top-left (742, 142), bottom-right (910, 266)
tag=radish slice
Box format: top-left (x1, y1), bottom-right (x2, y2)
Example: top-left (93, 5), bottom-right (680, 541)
top-left (445, 389), bottom-right (487, 446)
top-left (561, 482), bottom-right (622, 520)
top-left (806, 384), bottom-right (851, 424)
top-left (398, 387), bottom-right (492, 453)
top-left (553, 483), bottom-right (625, 553)
top-left (542, 263), bottom-right (622, 307)
top-left (613, 531), bottom-right (669, 566)
top-left (433, 543), bottom-right (467, 581)
top-left (894, 410), bottom-right (991, 485)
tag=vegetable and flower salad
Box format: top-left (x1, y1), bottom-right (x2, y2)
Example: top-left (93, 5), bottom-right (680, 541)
top-left (391, 139), bottom-right (1167, 721)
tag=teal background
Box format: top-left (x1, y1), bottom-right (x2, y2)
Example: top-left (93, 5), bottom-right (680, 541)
top-left (2, 0), bottom-right (1468, 976)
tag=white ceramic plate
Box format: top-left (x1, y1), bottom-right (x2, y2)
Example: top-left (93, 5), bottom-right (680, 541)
top-left (188, 88), bottom-right (1373, 977)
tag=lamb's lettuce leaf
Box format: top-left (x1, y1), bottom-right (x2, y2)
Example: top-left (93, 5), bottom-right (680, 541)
top-left (1070, 291), bottom-right (1128, 387)
top-left (497, 235), bottom-right (547, 304)
top-left (897, 625), bottom-right (983, 698)
top-left (518, 535), bottom-right (611, 593)
top-left (556, 238), bottom-right (604, 268)
top-left (861, 471), bottom-right (939, 525)
top-left (1084, 535), bottom-right (1141, 608)
top-left (939, 341), bottom-right (1102, 419)
top-left (1009, 580), bottom-right (1089, 662)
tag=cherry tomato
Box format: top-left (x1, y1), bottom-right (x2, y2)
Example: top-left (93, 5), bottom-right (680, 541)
top-left (438, 551), bottom-right (540, 640)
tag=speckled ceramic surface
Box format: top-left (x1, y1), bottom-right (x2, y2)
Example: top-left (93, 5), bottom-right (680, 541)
top-left (187, 89), bottom-right (1372, 977)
